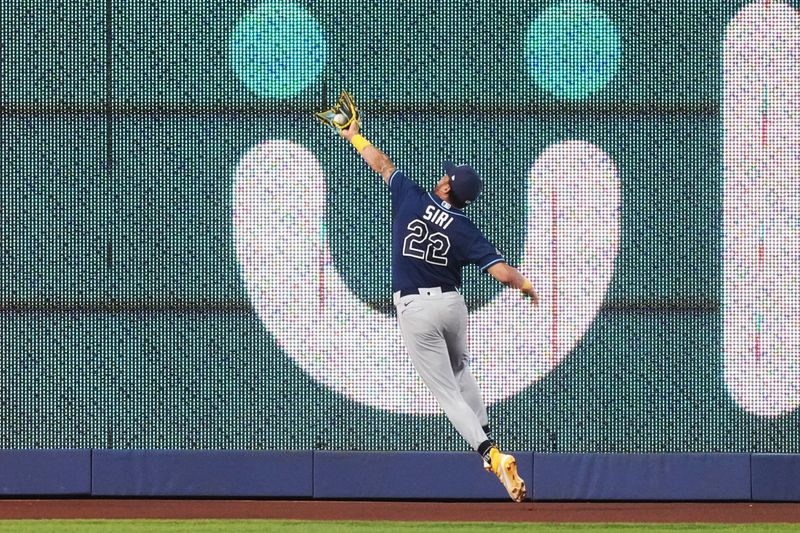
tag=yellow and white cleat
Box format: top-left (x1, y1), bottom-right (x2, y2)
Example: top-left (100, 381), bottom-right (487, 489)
top-left (488, 447), bottom-right (526, 502)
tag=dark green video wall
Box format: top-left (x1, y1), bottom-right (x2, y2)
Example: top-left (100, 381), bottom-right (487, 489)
top-left (2, 0), bottom-right (799, 452)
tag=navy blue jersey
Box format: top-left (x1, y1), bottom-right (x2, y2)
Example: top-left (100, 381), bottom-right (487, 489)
top-left (389, 169), bottom-right (504, 292)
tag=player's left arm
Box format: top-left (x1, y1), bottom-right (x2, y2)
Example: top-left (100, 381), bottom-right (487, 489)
top-left (340, 120), bottom-right (396, 184)
top-left (469, 232), bottom-right (538, 304)
top-left (487, 262), bottom-right (539, 305)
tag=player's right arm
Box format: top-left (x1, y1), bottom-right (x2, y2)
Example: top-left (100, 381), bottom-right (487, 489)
top-left (340, 120), bottom-right (396, 184)
top-left (487, 262), bottom-right (539, 305)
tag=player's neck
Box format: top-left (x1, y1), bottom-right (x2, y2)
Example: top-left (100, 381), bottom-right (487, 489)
top-left (433, 189), bottom-right (450, 203)
top-left (432, 184), bottom-right (462, 210)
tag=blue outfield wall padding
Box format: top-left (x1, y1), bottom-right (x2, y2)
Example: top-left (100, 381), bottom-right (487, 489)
top-left (751, 454), bottom-right (800, 502)
top-left (0, 449), bottom-right (91, 495)
top-left (533, 453), bottom-right (751, 501)
top-left (314, 451), bottom-right (534, 500)
top-left (91, 450), bottom-right (313, 497)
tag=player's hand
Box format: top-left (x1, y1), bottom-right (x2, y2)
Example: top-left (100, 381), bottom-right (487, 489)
top-left (340, 119), bottom-right (360, 142)
top-left (519, 280), bottom-right (538, 305)
top-left (521, 286), bottom-right (539, 305)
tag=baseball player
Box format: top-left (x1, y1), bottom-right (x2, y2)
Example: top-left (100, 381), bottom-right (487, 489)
top-left (339, 120), bottom-right (538, 503)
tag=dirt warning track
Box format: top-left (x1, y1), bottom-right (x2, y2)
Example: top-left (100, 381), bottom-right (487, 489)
top-left (1, 500), bottom-right (799, 523)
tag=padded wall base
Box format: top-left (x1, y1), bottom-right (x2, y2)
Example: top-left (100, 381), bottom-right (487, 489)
top-left (533, 453), bottom-right (751, 501)
top-left (3, 451), bottom-right (798, 501)
top-left (751, 454), bottom-right (800, 501)
top-left (91, 450), bottom-right (313, 497)
top-left (314, 451), bottom-right (534, 500)
top-left (0, 450), bottom-right (91, 495)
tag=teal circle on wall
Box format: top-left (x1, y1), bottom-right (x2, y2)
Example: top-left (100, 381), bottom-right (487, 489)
top-left (230, 1), bottom-right (326, 99)
top-left (525, 0), bottom-right (620, 100)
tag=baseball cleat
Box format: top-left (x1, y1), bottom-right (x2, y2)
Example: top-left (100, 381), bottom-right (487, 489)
top-left (489, 447), bottom-right (526, 502)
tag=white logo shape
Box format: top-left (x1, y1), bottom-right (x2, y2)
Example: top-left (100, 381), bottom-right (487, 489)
top-left (233, 140), bottom-right (619, 414)
top-left (723, 1), bottom-right (800, 417)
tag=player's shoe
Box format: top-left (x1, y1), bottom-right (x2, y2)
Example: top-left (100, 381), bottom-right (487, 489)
top-left (488, 447), bottom-right (526, 502)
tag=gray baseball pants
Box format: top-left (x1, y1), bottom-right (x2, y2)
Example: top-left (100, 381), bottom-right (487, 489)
top-left (394, 288), bottom-right (490, 450)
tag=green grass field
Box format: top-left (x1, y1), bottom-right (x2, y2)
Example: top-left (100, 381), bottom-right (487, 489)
top-left (0, 521), bottom-right (797, 533)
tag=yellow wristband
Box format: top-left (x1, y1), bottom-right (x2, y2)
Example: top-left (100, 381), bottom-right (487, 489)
top-left (520, 279), bottom-right (532, 291)
top-left (351, 134), bottom-right (372, 153)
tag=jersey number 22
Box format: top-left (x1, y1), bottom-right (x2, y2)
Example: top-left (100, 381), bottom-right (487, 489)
top-left (402, 219), bottom-right (450, 266)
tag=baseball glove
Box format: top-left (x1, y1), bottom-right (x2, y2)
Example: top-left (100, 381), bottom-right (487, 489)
top-left (314, 90), bottom-right (359, 131)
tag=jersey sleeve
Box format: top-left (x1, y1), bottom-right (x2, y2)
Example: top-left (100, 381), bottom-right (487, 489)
top-left (389, 169), bottom-right (424, 210)
top-left (466, 233), bottom-right (505, 272)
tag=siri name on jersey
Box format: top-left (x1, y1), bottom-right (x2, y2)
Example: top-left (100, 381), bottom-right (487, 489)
top-left (423, 205), bottom-right (454, 230)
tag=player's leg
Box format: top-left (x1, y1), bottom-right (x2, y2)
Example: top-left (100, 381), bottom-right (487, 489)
top-left (440, 293), bottom-right (526, 503)
top-left (442, 294), bottom-right (489, 428)
top-left (396, 295), bottom-right (487, 450)
top-left (456, 365), bottom-right (490, 429)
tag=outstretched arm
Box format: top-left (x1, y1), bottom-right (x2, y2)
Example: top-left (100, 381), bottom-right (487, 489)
top-left (340, 120), bottom-right (396, 184)
top-left (487, 262), bottom-right (539, 304)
